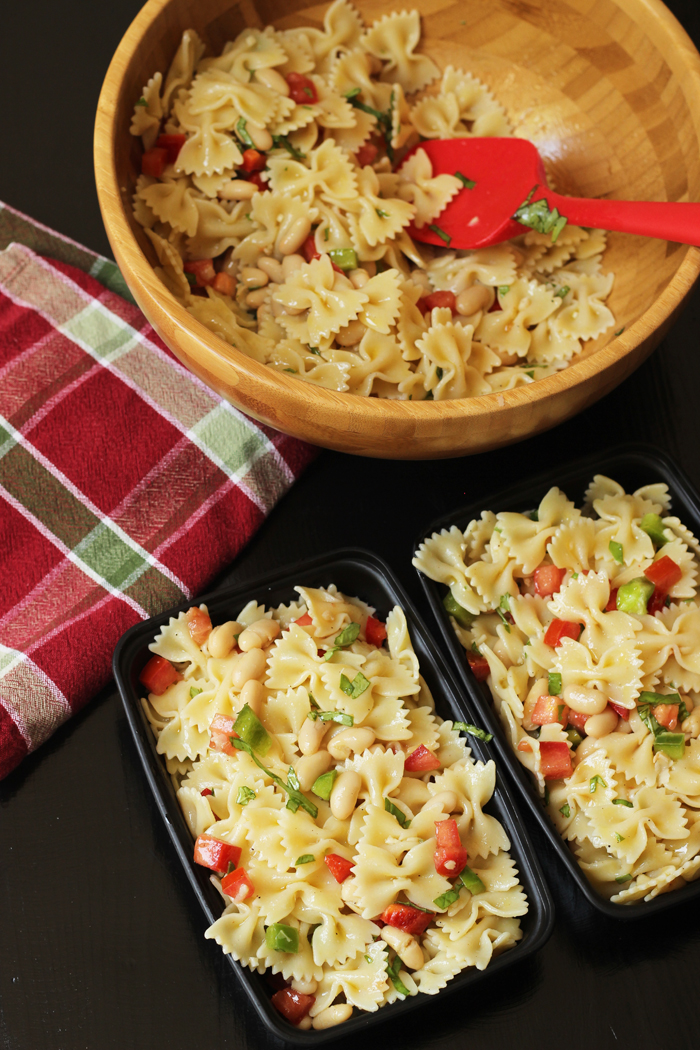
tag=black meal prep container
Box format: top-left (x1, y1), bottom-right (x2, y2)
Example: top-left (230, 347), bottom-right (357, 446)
top-left (113, 549), bottom-right (555, 1044)
top-left (414, 444), bottom-right (700, 920)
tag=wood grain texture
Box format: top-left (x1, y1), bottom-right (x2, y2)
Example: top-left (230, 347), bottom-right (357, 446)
top-left (94, 0), bottom-right (700, 458)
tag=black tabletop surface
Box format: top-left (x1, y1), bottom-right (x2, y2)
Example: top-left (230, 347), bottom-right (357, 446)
top-left (2, 3), bottom-right (700, 1049)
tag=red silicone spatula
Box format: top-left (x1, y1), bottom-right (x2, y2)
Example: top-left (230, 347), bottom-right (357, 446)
top-left (405, 137), bottom-right (700, 250)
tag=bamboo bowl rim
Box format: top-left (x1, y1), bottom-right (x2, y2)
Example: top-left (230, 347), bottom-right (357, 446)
top-left (94, 0), bottom-right (700, 436)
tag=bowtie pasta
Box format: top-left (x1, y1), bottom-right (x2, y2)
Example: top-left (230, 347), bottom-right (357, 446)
top-left (414, 476), bottom-right (700, 904)
top-left (139, 586), bottom-right (527, 1029)
top-left (129, 0), bottom-right (616, 401)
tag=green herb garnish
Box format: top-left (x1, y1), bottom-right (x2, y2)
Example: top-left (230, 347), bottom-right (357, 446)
top-left (589, 775), bottom-right (606, 793)
top-left (312, 769), bottom-right (338, 800)
top-left (615, 873), bottom-right (632, 884)
top-left (612, 798), bottom-right (633, 807)
top-left (614, 327), bottom-right (625, 337)
top-left (513, 185), bottom-right (568, 242)
top-left (189, 686), bottom-right (203, 698)
top-left (548, 672), bottom-right (562, 696)
top-left (323, 621), bottom-right (361, 660)
top-left (376, 208), bottom-right (390, 218)
top-left (386, 953), bottom-right (412, 997)
top-left (344, 87), bottom-right (362, 99)
top-left (554, 285), bottom-right (570, 299)
top-left (135, 96), bottom-right (148, 106)
top-left (271, 134), bottom-right (305, 159)
top-left (384, 798), bottom-right (411, 828)
top-left (265, 923), bottom-right (299, 953)
top-left (609, 540), bottom-right (624, 564)
top-left (233, 703), bottom-right (271, 756)
top-left (229, 737), bottom-right (318, 818)
top-left (530, 510), bottom-right (539, 521)
top-left (433, 886), bottom-right (461, 909)
top-left (308, 691), bottom-right (320, 710)
top-left (455, 171), bottom-right (476, 189)
top-left (340, 672), bottom-right (370, 699)
top-left (452, 721), bottom-right (493, 742)
top-left (296, 854), bottom-right (315, 865)
top-left (459, 865), bottom-right (486, 895)
top-left (428, 224), bottom-right (452, 245)
top-left (236, 786), bottom-right (256, 806)
top-left (236, 117), bottom-right (254, 147)
top-left (560, 803), bottom-right (571, 818)
top-left (307, 709), bottom-right (354, 726)
top-left (498, 285), bottom-right (510, 296)
top-left (496, 593), bottom-right (512, 633)
top-left (614, 832), bottom-right (625, 842)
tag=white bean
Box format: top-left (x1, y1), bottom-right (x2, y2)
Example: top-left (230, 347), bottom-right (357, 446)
top-left (297, 1016), bottom-right (313, 1031)
top-left (574, 735), bottom-right (603, 764)
top-left (380, 926), bottom-right (424, 970)
top-left (219, 247), bottom-right (237, 278)
top-left (312, 1004), bottom-right (353, 1030)
top-left (423, 790), bottom-right (458, 813)
top-left (562, 684), bottom-right (608, 716)
top-left (291, 977), bottom-right (317, 994)
top-left (218, 179), bottom-right (257, 200)
top-left (456, 283), bottom-right (493, 316)
top-left (239, 679), bottom-right (264, 718)
top-left (239, 267), bottom-right (269, 289)
top-left (257, 256), bottom-right (284, 283)
top-left (246, 288), bottom-right (268, 310)
top-left (208, 621), bottom-right (242, 659)
top-left (330, 771), bottom-right (361, 820)
top-left (397, 777), bottom-right (431, 809)
top-left (683, 712), bottom-right (700, 738)
top-left (298, 717), bottom-right (328, 755)
top-left (335, 319), bottom-right (366, 346)
top-left (410, 269), bottom-right (432, 295)
top-left (238, 618), bottom-right (281, 651)
top-left (231, 648), bottom-right (267, 688)
top-left (295, 750), bottom-right (332, 791)
top-left (584, 708), bottom-right (619, 738)
top-left (278, 216), bottom-right (312, 256)
top-left (282, 253), bottom-right (305, 279)
top-left (327, 727), bottom-right (376, 760)
top-left (348, 268), bottom-right (369, 289)
top-left (255, 67), bottom-right (290, 96)
top-left (246, 123), bottom-right (273, 151)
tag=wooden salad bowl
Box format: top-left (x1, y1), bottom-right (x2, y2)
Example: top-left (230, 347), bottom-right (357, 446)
top-left (94, 0), bottom-right (700, 459)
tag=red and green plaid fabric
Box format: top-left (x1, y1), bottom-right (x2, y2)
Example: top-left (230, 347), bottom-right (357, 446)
top-left (0, 200), bottom-right (317, 780)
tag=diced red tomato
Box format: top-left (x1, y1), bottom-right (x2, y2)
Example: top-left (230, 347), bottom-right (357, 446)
top-left (380, 902), bottom-right (434, 935)
top-left (644, 555), bottom-right (682, 591)
top-left (201, 788), bottom-right (213, 797)
top-left (488, 297), bottom-right (502, 312)
top-left (221, 866), bottom-right (255, 901)
top-left (544, 619), bottom-right (583, 648)
top-left (416, 297), bottom-right (430, 315)
top-left (424, 290), bottom-right (456, 313)
top-left (324, 854), bottom-right (355, 883)
top-left (539, 740), bottom-right (573, 780)
top-left (247, 172), bottom-right (267, 192)
top-left (139, 654), bottom-right (182, 695)
top-left (184, 259), bottom-right (216, 287)
top-left (330, 260), bottom-right (345, 274)
top-left (193, 834), bottom-right (241, 874)
top-left (265, 972), bottom-right (289, 992)
top-left (302, 233), bottom-right (321, 263)
top-left (286, 72), bottom-right (318, 104)
top-left (533, 564), bottom-right (566, 597)
top-left (294, 613), bottom-right (313, 626)
top-left (434, 818), bottom-right (468, 876)
top-left (141, 147), bottom-right (168, 178)
top-left (646, 587), bottom-right (668, 616)
top-left (186, 606), bottom-right (212, 646)
top-left (212, 272), bottom-right (236, 296)
top-left (365, 615), bottom-right (387, 647)
top-left (155, 133), bottom-right (186, 164)
top-left (404, 744), bottom-right (442, 772)
top-left (605, 588), bottom-right (618, 612)
top-left (210, 713), bottom-right (238, 755)
top-left (271, 988), bottom-right (315, 1025)
top-left (466, 650), bottom-right (490, 682)
top-left (609, 701), bottom-right (630, 721)
top-left (653, 703), bottom-right (679, 730)
top-left (517, 739), bottom-right (532, 752)
top-left (355, 142), bottom-right (379, 167)
top-left (567, 708), bottom-right (589, 732)
top-left (241, 148), bottom-right (266, 172)
top-left (531, 695), bottom-right (569, 728)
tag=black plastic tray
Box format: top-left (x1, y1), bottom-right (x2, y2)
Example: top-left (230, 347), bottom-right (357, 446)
top-left (414, 444), bottom-right (700, 920)
top-left (113, 549), bottom-right (555, 1044)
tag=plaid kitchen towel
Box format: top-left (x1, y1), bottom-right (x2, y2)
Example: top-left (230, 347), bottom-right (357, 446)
top-left (0, 200), bottom-right (317, 780)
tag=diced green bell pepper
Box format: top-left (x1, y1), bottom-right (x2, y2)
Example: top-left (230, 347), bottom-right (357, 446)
top-left (616, 577), bottom-right (655, 615)
top-left (328, 248), bottom-right (358, 271)
top-left (640, 513), bottom-right (668, 547)
top-left (653, 732), bottom-right (686, 760)
top-left (265, 923), bottom-right (299, 953)
top-left (443, 592), bottom-right (475, 628)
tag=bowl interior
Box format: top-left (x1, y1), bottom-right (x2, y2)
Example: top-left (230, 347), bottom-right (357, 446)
top-left (98, 0), bottom-right (700, 455)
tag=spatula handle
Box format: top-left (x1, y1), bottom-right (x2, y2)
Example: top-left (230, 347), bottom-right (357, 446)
top-left (548, 191), bottom-right (700, 246)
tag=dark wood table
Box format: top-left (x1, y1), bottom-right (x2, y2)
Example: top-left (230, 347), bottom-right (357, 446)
top-left (2, 2), bottom-right (700, 1047)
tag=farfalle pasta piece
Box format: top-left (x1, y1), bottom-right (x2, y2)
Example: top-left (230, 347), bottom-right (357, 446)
top-left (395, 148), bottom-right (462, 229)
top-left (415, 320), bottom-right (499, 400)
top-left (273, 255), bottom-right (368, 346)
top-left (162, 29), bottom-right (205, 114)
top-left (131, 72), bottom-right (163, 149)
top-left (361, 10), bottom-right (439, 93)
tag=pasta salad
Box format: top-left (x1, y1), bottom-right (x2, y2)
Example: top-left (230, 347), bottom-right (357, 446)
top-left (139, 585), bottom-right (528, 1029)
top-left (414, 476), bottom-right (700, 903)
top-left (129, 1), bottom-right (616, 400)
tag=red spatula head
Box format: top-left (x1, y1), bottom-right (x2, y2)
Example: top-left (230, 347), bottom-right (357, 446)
top-left (404, 137), bottom-right (547, 250)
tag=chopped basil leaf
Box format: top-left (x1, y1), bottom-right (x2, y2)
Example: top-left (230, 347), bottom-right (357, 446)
top-left (237, 786), bottom-right (256, 806)
top-left (295, 854), bottom-right (315, 865)
top-left (452, 721), bottom-right (493, 743)
top-left (530, 510), bottom-right (539, 521)
top-left (638, 691), bottom-right (681, 707)
top-left (678, 699), bottom-right (689, 723)
top-left (344, 87), bottom-right (362, 99)
top-left (229, 738), bottom-right (318, 818)
top-left (265, 923), bottom-right (299, 954)
top-left (236, 117), bottom-right (253, 147)
top-left (185, 272), bottom-right (197, 286)
top-left (566, 727), bottom-right (583, 749)
top-left (364, 954), bottom-right (372, 964)
top-left (436, 366), bottom-right (444, 381)
top-left (548, 672), bottom-right (562, 696)
top-left (589, 775), bottom-right (606, 793)
top-left (307, 709), bottom-right (354, 726)
top-left (458, 865), bottom-right (486, 895)
top-left (553, 285), bottom-right (570, 299)
top-left (433, 886), bottom-right (461, 909)
top-left (498, 285), bottom-right (510, 296)
top-left (615, 873), bottom-right (632, 884)
top-left (312, 769), bottom-right (338, 800)
top-left (271, 134), bottom-right (305, 159)
top-left (283, 368), bottom-right (297, 373)
top-left (525, 370), bottom-right (535, 379)
top-left (189, 686), bottom-right (203, 698)
top-left (614, 832), bottom-right (625, 842)
top-left (455, 171), bottom-right (476, 189)
top-left (560, 803), bottom-right (571, 818)
top-left (424, 389), bottom-right (434, 400)
top-left (428, 224), bottom-right (452, 245)
top-left (609, 540), bottom-right (624, 564)
top-left (135, 96), bottom-right (148, 106)
top-left (308, 691), bottom-right (320, 710)
top-left (513, 185), bottom-right (568, 242)
top-left (233, 703), bottom-right (271, 756)
top-left (384, 798), bottom-right (411, 828)
top-left (334, 621), bottom-right (361, 647)
top-left (226, 860), bottom-right (236, 874)
top-left (385, 953), bottom-right (412, 997)
top-left (309, 347), bottom-right (321, 355)
top-left (471, 642), bottom-right (482, 655)
top-left (287, 766), bottom-right (300, 792)
top-left (614, 327), bottom-right (625, 336)
top-left (612, 798), bottom-right (633, 807)
top-left (376, 208), bottom-right (390, 218)
top-left (340, 672), bottom-right (370, 699)
top-left (496, 606), bottom-right (512, 633)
